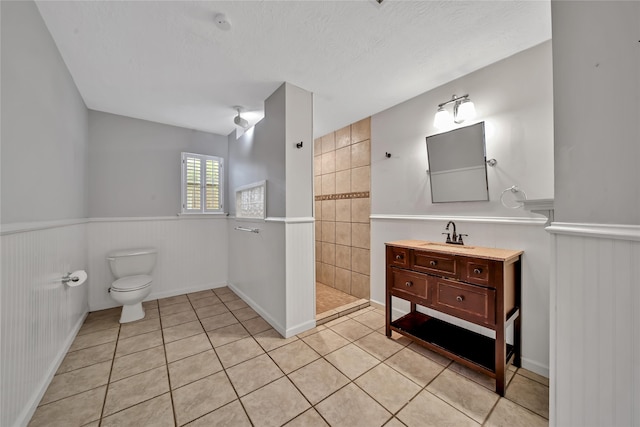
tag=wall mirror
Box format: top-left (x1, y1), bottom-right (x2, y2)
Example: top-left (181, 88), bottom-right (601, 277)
top-left (426, 121), bottom-right (489, 203)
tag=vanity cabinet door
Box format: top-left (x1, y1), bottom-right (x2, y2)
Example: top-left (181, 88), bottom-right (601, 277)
top-left (412, 250), bottom-right (458, 278)
top-left (432, 278), bottom-right (496, 326)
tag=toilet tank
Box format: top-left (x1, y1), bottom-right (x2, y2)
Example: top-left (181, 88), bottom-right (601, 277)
top-left (107, 248), bottom-right (157, 278)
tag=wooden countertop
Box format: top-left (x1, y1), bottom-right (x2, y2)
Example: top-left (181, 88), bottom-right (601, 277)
top-left (386, 239), bottom-right (523, 262)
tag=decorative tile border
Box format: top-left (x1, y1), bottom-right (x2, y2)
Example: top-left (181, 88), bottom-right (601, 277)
top-left (315, 191), bottom-right (370, 201)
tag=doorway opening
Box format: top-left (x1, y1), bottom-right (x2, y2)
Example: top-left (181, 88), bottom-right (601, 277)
top-left (314, 118), bottom-right (371, 324)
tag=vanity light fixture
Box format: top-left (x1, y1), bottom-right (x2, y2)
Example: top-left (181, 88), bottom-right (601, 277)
top-left (434, 94), bottom-right (476, 130)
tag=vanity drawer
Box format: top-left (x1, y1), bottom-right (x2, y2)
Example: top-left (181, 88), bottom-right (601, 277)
top-left (433, 278), bottom-right (496, 326)
top-left (461, 258), bottom-right (496, 287)
top-left (390, 269), bottom-right (429, 303)
top-left (412, 251), bottom-right (458, 278)
top-left (387, 246), bottom-right (410, 268)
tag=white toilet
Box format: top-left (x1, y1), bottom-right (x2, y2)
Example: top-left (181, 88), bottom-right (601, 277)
top-left (107, 248), bottom-right (157, 323)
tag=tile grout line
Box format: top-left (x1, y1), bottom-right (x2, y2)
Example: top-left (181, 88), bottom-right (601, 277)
top-left (194, 290), bottom-right (256, 426)
top-left (157, 299), bottom-right (179, 427)
top-left (97, 321), bottom-right (122, 426)
top-left (214, 290), bottom-right (259, 427)
top-left (501, 371), bottom-right (550, 421)
top-left (322, 327), bottom-right (446, 420)
top-left (481, 395), bottom-right (503, 426)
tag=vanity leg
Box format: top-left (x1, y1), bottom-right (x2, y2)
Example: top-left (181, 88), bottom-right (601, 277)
top-left (385, 290), bottom-right (392, 338)
top-left (496, 265), bottom-right (507, 397)
top-left (496, 323), bottom-right (506, 396)
top-left (410, 302), bottom-right (416, 313)
top-left (514, 315), bottom-right (522, 368)
top-left (513, 260), bottom-right (522, 367)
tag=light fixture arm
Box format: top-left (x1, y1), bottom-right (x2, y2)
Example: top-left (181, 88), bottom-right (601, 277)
top-left (437, 94), bottom-right (469, 109)
top-left (433, 94), bottom-right (476, 130)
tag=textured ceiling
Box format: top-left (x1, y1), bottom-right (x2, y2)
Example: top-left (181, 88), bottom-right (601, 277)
top-left (35, 1), bottom-right (551, 138)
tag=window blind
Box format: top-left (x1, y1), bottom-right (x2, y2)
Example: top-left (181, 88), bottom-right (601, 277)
top-left (182, 152), bottom-right (223, 213)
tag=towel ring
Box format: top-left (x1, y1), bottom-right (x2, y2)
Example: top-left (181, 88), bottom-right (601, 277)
top-left (500, 185), bottom-right (527, 209)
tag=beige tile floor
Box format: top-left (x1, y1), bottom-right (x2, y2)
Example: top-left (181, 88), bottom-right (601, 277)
top-left (30, 287), bottom-right (549, 427)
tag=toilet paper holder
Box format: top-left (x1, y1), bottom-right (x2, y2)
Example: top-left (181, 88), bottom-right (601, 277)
top-left (61, 273), bottom-right (80, 284)
top-left (61, 270), bottom-right (87, 287)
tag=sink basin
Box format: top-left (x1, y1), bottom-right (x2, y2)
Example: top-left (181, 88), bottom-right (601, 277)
top-left (419, 242), bottom-right (475, 250)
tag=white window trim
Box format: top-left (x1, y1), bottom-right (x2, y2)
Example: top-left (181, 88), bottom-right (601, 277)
top-left (181, 152), bottom-right (224, 214)
top-left (235, 180), bottom-right (267, 220)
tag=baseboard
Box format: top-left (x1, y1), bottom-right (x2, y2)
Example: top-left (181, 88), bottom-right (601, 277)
top-left (369, 300), bottom-right (384, 311)
top-left (285, 319), bottom-right (316, 338)
top-left (15, 311), bottom-right (88, 427)
top-left (370, 298), bottom-right (406, 321)
top-left (146, 282), bottom-right (228, 302)
top-left (227, 282), bottom-right (286, 337)
top-left (88, 282), bottom-right (228, 312)
top-left (520, 357), bottom-right (550, 378)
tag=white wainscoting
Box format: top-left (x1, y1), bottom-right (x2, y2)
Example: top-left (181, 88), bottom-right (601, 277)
top-left (548, 223), bottom-right (640, 427)
top-left (88, 217), bottom-right (229, 311)
top-left (285, 218), bottom-right (316, 337)
top-left (0, 221), bottom-right (88, 427)
top-left (227, 217), bottom-right (316, 337)
top-left (370, 214), bottom-right (551, 377)
top-left (227, 218), bottom-right (287, 334)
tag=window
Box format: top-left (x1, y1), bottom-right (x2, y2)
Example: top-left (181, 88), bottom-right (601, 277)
top-left (181, 152), bottom-right (223, 213)
top-left (235, 180), bottom-right (266, 219)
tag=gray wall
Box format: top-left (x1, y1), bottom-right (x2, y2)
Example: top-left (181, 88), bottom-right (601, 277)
top-left (1, 0), bottom-right (88, 224)
top-left (372, 41), bottom-right (554, 217)
top-left (88, 111), bottom-right (228, 218)
top-left (552, 1), bottom-right (640, 224)
top-left (285, 83), bottom-right (314, 218)
top-left (228, 84), bottom-right (287, 218)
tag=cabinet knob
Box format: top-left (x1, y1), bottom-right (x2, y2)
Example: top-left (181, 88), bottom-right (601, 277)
top-left (473, 268), bottom-right (482, 274)
top-left (456, 295), bottom-right (464, 302)
top-left (395, 254), bottom-right (403, 260)
top-left (429, 260), bottom-right (437, 266)
top-left (405, 281), bottom-right (413, 287)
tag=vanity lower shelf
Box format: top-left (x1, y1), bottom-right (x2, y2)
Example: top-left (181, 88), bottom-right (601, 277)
top-left (391, 311), bottom-right (515, 375)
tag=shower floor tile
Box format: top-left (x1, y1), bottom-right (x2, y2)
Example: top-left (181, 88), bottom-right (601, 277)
top-left (316, 282), bottom-right (360, 314)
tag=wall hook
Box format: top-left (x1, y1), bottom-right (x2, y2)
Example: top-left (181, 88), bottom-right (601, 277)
top-left (385, 152), bottom-right (391, 158)
top-left (486, 158), bottom-right (497, 167)
top-left (296, 141), bottom-right (303, 149)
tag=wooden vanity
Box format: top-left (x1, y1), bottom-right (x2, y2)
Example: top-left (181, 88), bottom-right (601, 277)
top-left (385, 240), bottom-right (523, 395)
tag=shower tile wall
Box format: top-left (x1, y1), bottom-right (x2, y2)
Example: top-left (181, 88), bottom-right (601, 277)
top-left (314, 117), bottom-right (371, 299)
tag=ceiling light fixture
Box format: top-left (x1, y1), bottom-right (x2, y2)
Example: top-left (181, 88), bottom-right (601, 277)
top-left (233, 107), bottom-right (249, 129)
top-left (434, 94), bottom-right (476, 130)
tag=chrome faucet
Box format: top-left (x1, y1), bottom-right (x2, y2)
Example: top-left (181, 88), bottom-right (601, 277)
top-left (443, 221), bottom-right (467, 245)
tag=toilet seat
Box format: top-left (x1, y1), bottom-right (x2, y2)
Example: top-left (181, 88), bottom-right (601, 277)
top-left (111, 274), bottom-right (152, 292)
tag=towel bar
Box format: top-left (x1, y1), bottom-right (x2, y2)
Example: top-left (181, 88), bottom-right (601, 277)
top-left (234, 226), bottom-right (260, 233)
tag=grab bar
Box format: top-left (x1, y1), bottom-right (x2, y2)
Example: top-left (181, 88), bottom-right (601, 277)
top-left (234, 226), bottom-right (260, 233)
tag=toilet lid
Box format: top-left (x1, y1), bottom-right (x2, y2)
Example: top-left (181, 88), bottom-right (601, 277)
top-left (112, 274), bottom-right (152, 291)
